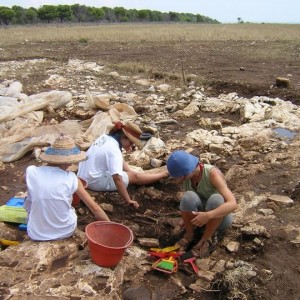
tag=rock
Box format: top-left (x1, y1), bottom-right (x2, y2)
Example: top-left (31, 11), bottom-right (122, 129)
top-left (226, 241), bottom-right (240, 253)
top-left (253, 237), bottom-right (264, 247)
top-left (241, 224), bottom-right (271, 238)
top-left (267, 194), bottom-right (294, 207)
top-left (100, 203), bottom-right (114, 213)
top-left (156, 84), bottom-right (171, 92)
top-left (275, 77), bottom-right (290, 88)
top-left (137, 238), bottom-right (159, 247)
top-left (258, 208), bottom-right (274, 216)
top-left (212, 259), bottom-right (226, 273)
top-left (150, 158), bottom-right (163, 168)
top-left (197, 269), bottom-right (216, 282)
top-left (189, 278), bottom-right (211, 292)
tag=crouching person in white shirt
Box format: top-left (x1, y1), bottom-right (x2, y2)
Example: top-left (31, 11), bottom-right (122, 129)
top-left (24, 134), bottom-right (110, 241)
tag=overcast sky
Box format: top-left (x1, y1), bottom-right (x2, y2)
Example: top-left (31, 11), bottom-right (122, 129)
top-left (3, 0), bottom-right (300, 24)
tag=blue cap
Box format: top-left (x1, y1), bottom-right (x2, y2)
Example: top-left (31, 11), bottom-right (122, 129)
top-left (167, 150), bottom-right (199, 177)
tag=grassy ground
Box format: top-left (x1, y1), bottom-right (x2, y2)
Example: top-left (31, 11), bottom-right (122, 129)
top-left (1, 23), bottom-right (300, 44)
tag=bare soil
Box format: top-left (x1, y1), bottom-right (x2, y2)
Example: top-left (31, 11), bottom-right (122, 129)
top-left (0, 40), bottom-right (299, 300)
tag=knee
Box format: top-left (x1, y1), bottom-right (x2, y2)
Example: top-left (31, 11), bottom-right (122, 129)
top-left (180, 191), bottom-right (202, 211)
top-left (128, 171), bottom-right (138, 184)
top-left (206, 194), bottom-right (224, 211)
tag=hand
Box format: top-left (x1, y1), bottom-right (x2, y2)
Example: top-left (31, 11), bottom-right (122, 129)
top-left (127, 199), bottom-right (139, 209)
top-left (191, 211), bottom-right (210, 227)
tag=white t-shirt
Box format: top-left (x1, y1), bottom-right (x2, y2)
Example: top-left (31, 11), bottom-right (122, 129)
top-left (25, 165), bottom-right (78, 241)
top-left (77, 134), bottom-right (124, 189)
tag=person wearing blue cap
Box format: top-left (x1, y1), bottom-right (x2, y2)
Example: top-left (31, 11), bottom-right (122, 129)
top-left (167, 150), bottom-right (237, 258)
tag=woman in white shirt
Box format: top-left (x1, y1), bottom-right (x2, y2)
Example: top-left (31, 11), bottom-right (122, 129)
top-left (24, 134), bottom-right (110, 241)
top-left (78, 121), bottom-right (169, 209)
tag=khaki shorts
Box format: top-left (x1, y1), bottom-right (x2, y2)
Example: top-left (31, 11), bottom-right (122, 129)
top-left (87, 171), bottom-right (129, 192)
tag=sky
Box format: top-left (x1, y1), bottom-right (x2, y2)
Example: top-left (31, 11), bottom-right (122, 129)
top-left (2, 0), bottom-right (300, 24)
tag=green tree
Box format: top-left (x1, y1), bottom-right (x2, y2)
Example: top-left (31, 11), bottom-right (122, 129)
top-left (149, 10), bottom-right (162, 22)
top-left (0, 6), bottom-right (16, 25)
top-left (25, 7), bottom-right (37, 24)
top-left (169, 11), bottom-right (179, 21)
top-left (137, 9), bottom-right (149, 21)
top-left (102, 6), bottom-right (116, 22)
top-left (88, 7), bottom-right (104, 21)
top-left (196, 14), bottom-right (204, 22)
top-left (126, 9), bottom-right (138, 21)
top-left (37, 5), bottom-right (58, 23)
top-left (71, 4), bottom-right (87, 22)
top-left (180, 13), bottom-right (195, 22)
top-left (114, 7), bottom-right (126, 22)
top-left (57, 5), bottom-right (73, 23)
top-left (12, 5), bottom-right (25, 24)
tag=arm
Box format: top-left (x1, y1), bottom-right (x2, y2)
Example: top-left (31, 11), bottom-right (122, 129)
top-left (112, 174), bottom-right (139, 209)
top-left (123, 161), bottom-right (131, 172)
top-left (192, 167), bottom-right (237, 226)
top-left (206, 167), bottom-right (238, 219)
top-left (75, 178), bottom-right (110, 221)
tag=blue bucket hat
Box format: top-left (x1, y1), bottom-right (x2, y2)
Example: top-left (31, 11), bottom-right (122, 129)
top-left (167, 150), bottom-right (199, 178)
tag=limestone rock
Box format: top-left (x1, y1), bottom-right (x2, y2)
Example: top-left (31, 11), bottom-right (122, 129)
top-left (267, 194), bottom-right (294, 207)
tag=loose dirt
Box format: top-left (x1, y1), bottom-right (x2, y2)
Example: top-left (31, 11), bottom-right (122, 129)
top-left (0, 39), bottom-right (299, 300)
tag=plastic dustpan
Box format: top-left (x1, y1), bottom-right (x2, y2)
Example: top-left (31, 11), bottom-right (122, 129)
top-left (152, 257), bottom-right (178, 274)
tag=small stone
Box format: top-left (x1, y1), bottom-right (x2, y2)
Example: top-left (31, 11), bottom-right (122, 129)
top-left (258, 208), bottom-right (274, 216)
top-left (138, 238), bottom-right (159, 248)
top-left (275, 77), bottom-right (289, 87)
top-left (100, 203), bottom-right (113, 213)
top-left (226, 241), bottom-right (240, 253)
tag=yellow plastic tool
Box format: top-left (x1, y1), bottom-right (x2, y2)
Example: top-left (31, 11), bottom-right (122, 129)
top-left (149, 245), bottom-right (180, 253)
top-left (0, 239), bottom-right (21, 246)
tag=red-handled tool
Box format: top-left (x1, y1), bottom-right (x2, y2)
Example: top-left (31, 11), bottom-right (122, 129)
top-left (183, 257), bottom-right (199, 273)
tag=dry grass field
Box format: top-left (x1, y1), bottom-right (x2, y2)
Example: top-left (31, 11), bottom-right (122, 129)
top-left (1, 23), bottom-right (300, 43)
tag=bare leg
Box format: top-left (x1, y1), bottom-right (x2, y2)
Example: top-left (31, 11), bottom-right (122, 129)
top-left (195, 217), bottom-right (222, 246)
top-left (127, 170), bottom-right (168, 185)
top-left (181, 210), bottom-right (196, 241)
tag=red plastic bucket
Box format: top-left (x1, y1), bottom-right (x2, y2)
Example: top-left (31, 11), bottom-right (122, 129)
top-left (85, 221), bottom-right (134, 267)
top-left (72, 178), bottom-right (87, 207)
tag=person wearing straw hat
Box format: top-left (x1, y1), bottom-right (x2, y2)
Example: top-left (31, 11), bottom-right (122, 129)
top-left (77, 121), bottom-right (169, 209)
top-left (24, 134), bottom-right (110, 241)
top-left (166, 150), bottom-right (237, 258)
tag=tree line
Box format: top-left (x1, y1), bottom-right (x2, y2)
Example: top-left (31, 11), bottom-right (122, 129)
top-left (0, 5), bottom-right (219, 25)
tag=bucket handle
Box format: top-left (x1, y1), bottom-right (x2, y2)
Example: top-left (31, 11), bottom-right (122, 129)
top-left (124, 228), bottom-right (134, 248)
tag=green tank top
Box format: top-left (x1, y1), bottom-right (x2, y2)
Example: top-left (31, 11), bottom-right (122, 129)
top-left (183, 164), bottom-right (219, 201)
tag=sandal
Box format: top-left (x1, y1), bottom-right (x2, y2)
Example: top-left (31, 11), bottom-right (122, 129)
top-left (192, 240), bottom-right (214, 258)
top-left (180, 240), bottom-right (214, 261)
top-left (176, 237), bottom-right (193, 252)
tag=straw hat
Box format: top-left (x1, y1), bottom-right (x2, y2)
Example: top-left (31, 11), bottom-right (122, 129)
top-left (122, 121), bottom-right (143, 148)
top-left (39, 134), bottom-right (87, 164)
